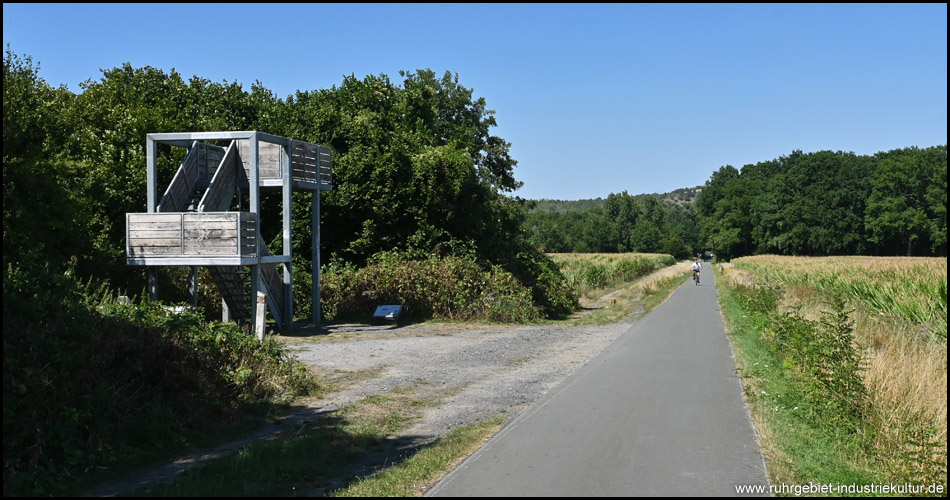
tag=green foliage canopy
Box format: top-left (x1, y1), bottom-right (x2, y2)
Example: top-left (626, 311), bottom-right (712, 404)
top-left (524, 191), bottom-right (700, 259)
top-left (695, 147), bottom-right (947, 260)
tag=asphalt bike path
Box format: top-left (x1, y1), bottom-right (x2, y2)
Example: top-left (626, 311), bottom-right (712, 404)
top-left (427, 262), bottom-right (770, 496)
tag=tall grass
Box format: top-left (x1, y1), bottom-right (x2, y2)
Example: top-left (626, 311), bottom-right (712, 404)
top-left (548, 253), bottom-right (676, 298)
top-left (722, 256), bottom-right (947, 492)
top-left (731, 256), bottom-right (946, 341)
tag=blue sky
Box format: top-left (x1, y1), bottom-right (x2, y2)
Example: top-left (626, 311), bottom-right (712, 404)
top-left (4, 3), bottom-right (947, 200)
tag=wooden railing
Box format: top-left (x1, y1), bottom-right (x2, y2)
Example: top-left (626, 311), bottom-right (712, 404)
top-left (237, 140), bottom-right (281, 178)
top-left (291, 141), bottom-right (333, 185)
top-left (257, 241), bottom-right (285, 327)
top-left (127, 212), bottom-right (257, 257)
top-left (237, 139), bottom-right (332, 185)
top-left (157, 142), bottom-right (225, 212)
top-left (198, 141), bottom-right (242, 212)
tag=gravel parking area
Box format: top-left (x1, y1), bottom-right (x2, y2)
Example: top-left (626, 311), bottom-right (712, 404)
top-left (288, 320), bottom-right (632, 437)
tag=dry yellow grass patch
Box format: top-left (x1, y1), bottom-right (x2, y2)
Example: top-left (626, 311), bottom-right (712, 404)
top-left (859, 314), bottom-right (947, 457)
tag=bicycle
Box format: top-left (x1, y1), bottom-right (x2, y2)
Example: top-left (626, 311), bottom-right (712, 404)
top-left (693, 269), bottom-right (700, 285)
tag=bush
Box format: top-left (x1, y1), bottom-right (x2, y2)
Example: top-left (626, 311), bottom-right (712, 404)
top-left (320, 251), bottom-right (544, 323)
top-left (730, 279), bottom-right (870, 434)
top-left (772, 296), bottom-right (869, 431)
top-left (506, 249), bottom-right (579, 319)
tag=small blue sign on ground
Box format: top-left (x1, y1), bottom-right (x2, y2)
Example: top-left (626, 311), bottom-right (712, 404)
top-left (373, 305), bottom-right (403, 320)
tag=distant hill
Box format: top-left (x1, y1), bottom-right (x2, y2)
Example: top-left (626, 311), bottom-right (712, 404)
top-left (660, 186), bottom-right (703, 204)
top-left (528, 198), bottom-right (606, 213)
top-left (527, 186), bottom-right (702, 213)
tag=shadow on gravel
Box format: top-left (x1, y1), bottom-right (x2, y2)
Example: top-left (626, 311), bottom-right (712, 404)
top-left (83, 400), bottom-right (439, 497)
top-left (280, 321), bottom-right (426, 338)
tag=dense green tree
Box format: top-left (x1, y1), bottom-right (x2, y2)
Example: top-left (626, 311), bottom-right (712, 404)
top-left (628, 218), bottom-right (662, 253)
top-left (696, 165), bottom-right (738, 218)
top-left (696, 165), bottom-right (754, 260)
top-left (923, 147), bottom-right (948, 255)
top-left (756, 151), bottom-right (871, 255)
top-left (525, 211), bottom-right (564, 252)
top-left (697, 146), bottom-right (946, 260)
top-left (605, 191), bottom-right (640, 251)
top-left (3, 49), bottom-right (93, 274)
top-left (285, 70), bottom-right (525, 267)
top-left (865, 155), bottom-right (932, 256)
top-left (283, 68), bottom-right (570, 315)
top-left (524, 210), bottom-right (619, 253)
top-left (663, 201), bottom-right (700, 259)
top-left (525, 190), bottom-right (698, 258)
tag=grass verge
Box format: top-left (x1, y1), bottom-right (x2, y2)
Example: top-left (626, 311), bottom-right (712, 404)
top-left (333, 417), bottom-right (504, 497)
top-left (715, 263), bottom-right (947, 496)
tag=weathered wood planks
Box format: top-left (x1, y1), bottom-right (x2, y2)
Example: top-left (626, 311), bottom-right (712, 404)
top-left (238, 140), bottom-right (282, 179)
top-left (127, 212), bottom-right (257, 257)
top-left (234, 139), bottom-right (332, 186)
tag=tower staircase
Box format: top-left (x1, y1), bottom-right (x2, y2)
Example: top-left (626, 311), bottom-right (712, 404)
top-left (155, 140), bottom-right (285, 327)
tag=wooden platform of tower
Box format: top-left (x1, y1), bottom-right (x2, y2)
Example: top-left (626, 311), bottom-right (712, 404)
top-left (126, 131), bottom-right (332, 339)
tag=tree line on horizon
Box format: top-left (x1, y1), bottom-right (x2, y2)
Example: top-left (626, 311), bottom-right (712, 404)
top-left (525, 147), bottom-right (946, 261)
top-left (528, 186), bottom-right (702, 214)
top-left (524, 191), bottom-right (702, 259)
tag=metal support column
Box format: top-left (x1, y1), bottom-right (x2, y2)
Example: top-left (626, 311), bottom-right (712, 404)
top-left (188, 266), bottom-right (198, 308)
top-left (222, 297), bottom-right (231, 322)
top-left (313, 189), bottom-right (321, 324)
top-left (147, 269), bottom-right (158, 301)
top-left (282, 141), bottom-right (293, 329)
top-left (146, 136), bottom-right (159, 301)
top-left (146, 136), bottom-right (158, 213)
top-left (249, 133), bottom-right (263, 339)
top-left (251, 264), bottom-right (262, 337)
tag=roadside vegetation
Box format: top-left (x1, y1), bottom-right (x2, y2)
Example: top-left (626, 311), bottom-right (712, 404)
top-left (332, 417), bottom-right (504, 497)
top-left (547, 253), bottom-right (684, 326)
top-left (715, 256), bottom-right (947, 495)
top-left (2, 265), bottom-right (325, 497)
top-left (549, 252), bottom-right (676, 298)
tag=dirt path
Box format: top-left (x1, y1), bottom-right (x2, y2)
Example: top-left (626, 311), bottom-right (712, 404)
top-left (83, 261), bottom-right (692, 497)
